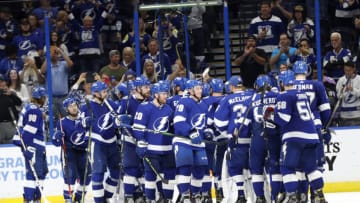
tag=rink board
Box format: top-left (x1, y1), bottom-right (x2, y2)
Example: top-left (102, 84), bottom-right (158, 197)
top-left (1, 127), bottom-right (360, 201)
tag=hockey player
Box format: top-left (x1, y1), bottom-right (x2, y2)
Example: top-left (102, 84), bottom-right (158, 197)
top-left (214, 76), bottom-right (254, 203)
top-left (248, 75), bottom-right (283, 203)
top-left (201, 78), bottom-right (225, 201)
top-left (122, 76), bottom-right (152, 202)
top-left (52, 97), bottom-right (91, 203)
top-left (167, 76), bottom-right (187, 111)
top-left (13, 87), bottom-right (48, 203)
top-left (293, 61), bottom-right (331, 202)
top-left (173, 79), bottom-right (208, 202)
top-left (133, 82), bottom-right (175, 203)
top-left (274, 70), bottom-right (327, 203)
top-left (79, 81), bottom-right (121, 203)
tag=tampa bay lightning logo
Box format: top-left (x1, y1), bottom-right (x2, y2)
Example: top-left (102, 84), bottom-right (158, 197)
top-left (97, 112), bottom-right (113, 131)
top-left (70, 131), bottom-right (86, 146)
top-left (81, 8), bottom-right (96, 21)
top-left (344, 93), bottom-right (357, 104)
top-left (191, 113), bottom-right (206, 130)
top-left (19, 40), bottom-right (32, 50)
top-left (153, 116), bottom-right (170, 132)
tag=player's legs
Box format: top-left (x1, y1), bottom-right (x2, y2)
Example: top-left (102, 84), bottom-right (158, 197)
top-left (123, 143), bottom-right (143, 201)
top-left (250, 135), bottom-right (266, 199)
top-left (174, 144), bottom-right (194, 201)
top-left (191, 149), bottom-right (208, 200)
top-left (161, 153), bottom-right (176, 201)
top-left (104, 144), bottom-right (121, 199)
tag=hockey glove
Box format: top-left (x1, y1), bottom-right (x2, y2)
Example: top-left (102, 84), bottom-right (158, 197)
top-left (264, 106), bottom-right (275, 122)
top-left (82, 117), bottom-right (92, 129)
top-left (203, 128), bottom-right (214, 141)
top-left (136, 140), bottom-right (148, 159)
top-left (189, 130), bottom-right (202, 145)
top-left (52, 131), bottom-right (64, 147)
top-left (322, 129), bottom-right (332, 144)
top-left (113, 114), bottom-right (132, 128)
top-left (23, 146), bottom-right (36, 162)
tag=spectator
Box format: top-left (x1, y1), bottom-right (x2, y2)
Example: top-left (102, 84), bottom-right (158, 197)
top-left (152, 13), bottom-right (179, 65)
top-left (233, 35), bottom-right (267, 88)
top-left (142, 59), bottom-right (157, 84)
top-left (248, 1), bottom-right (285, 55)
top-left (121, 46), bottom-right (136, 72)
top-left (32, 0), bottom-right (58, 27)
top-left (43, 31), bottom-right (69, 59)
top-left (334, 0), bottom-right (360, 28)
top-left (0, 74), bottom-right (22, 144)
top-left (120, 18), bottom-right (151, 56)
top-left (271, 0), bottom-right (294, 25)
top-left (323, 32), bottom-right (352, 79)
top-left (269, 33), bottom-right (296, 71)
top-left (20, 52), bottom-right (44, 95)
top-left (12, 18), bottom-right (43, 59)
top-left (0, 44), bottom-right (23, 75)
top-left (40, 46), bottom-right (73, 119)
top-left (289, 38), bottom-right (316, 79)
top-left (99, 49), bottom-right (128, 83)
top-left (68, 8), bottom-right (109, 73)
top-left (28, 14), bottom-right (44, 45)
top-left (68, 72), bottom-right (96, 104)
top-left (336, 61), bottom-right (360, 126)
top-left (141, 38), bottom-right (172, 80)
top-left (7, 68), bottom-right (30, 104)
top-left (287, 4), bottom-right (315, 47)
top-left (0, 6), bottom-right (17, 60)
top-left (187, 0), bottom-right (206, 62)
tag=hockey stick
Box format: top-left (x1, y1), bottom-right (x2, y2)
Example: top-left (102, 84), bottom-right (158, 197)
top-left (119, 123), bottom-right (228, 146)
top-left (102, 98), bottom-right (228, 146)
top-left (143, 156), bottom-right (169, 184)
top-left (209, 170), bottom-right (217, 203)
top-left (324, 76), bottom-right (351, 132)
top-left (9, 108), bottom-right (51, 203)
top-left (58, 112), bottom-right (73, 202)
top-left (81, 99), bottom-right (93, 203)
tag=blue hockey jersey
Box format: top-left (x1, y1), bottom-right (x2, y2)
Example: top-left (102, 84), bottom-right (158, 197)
top-left (55, 116), bottom-right (88, 150)
top-left (293, 80), bottom-right (331, 128)
top-left (274, 89), bottom-right (319, 144)
top-left (14, 103), bottom-right (46, 152)
top-left (173, 96), bottom-right (208, 149)
top-left (133, 101), bottom-right (173, 154)
top-left (80, 99), bottom-right (121, 144)
top-left (214, 91), bottom-right (254, 147)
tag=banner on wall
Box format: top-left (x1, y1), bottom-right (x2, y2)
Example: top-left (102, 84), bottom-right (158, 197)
top-left (0, 144), bottom-right (63, 198)
top-left (1, 127), bottom-right (360, 199)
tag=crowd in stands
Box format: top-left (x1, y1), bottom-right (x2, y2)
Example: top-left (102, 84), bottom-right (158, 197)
top-left (1, 0), bottom-right (360, 144)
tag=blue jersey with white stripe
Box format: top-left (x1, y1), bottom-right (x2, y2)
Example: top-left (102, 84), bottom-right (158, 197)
top-left (16, 104), bottom-right (45, 152)
top-left (173, 96), bottom-right (208, 149)
top-left (274, 89), bottom-right (319, 144)
top-left (80, 99), bottom-right (120, 144)
top-left (250, 90), bottom-right (279, 137)
top-left (167, 94), bottom-right (182, 111)
top-left (248, 15), bottom-right (285, 53)
top-left (294, 80), bottom-right (331, 128)
top-left (214, 91), bottom-right (254, 146)
top-left (133, 101), bottom-right (173, 155)
top-left (55, 116), bottom-right (87, 150)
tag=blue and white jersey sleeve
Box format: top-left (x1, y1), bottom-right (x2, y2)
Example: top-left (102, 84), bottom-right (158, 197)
top-left (173, 98), bottom-right (192, 136)
top-left (18, 104), bottom-right (45, 151)
top-left (132, 102), bottom-right (149, 141)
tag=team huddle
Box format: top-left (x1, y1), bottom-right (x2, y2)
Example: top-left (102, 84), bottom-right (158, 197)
top-left (13, 61), bottom-right (332, 203)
